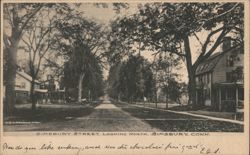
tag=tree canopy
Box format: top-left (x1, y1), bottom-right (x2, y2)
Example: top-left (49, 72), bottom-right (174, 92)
top-left (108, 55), bottom-right (155, 102)
top-left (54, 14), bottom-right (108, 101)
top-left (108, 2), bottom-right (244, 105)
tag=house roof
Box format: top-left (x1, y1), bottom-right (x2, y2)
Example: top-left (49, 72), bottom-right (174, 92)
top-left (195, 52), bottom-right (223, 75)
top-left (17, 71), bottom-right (40, 83)
top-left (195, 45), bottom-right (243, 76)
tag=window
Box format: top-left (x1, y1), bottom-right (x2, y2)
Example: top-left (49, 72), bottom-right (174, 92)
top-left (21, 82), bottom-right (26, 88)
top-left (207, 74), bottom-right (210, 83)
top-left (34, 84), bottom-right (40, 89)
top-left (238, 88), bottom-right (244, 100)
top-left (221, 88), bottom-right (226, 100)
top-left (204, 89), bottom-right (207, 99)
top-left (234, 67), bottom-right (244, 82)
top-left (203, 75), bottom-right (206, 84)
top-left (205, 88), bottom-right (210, 99)
top-left (226, 55), bottom-right (234, 67)
top-left (23, 92), bottom-right (28, 97)
top-left (227, 88), bottom-right (236, 100)
top-left (226, 72), bottom-right (235, 82)
top-left (226, 67), bottom-right (244, 82)
top-left (199, 76), bottom-right (202, 83)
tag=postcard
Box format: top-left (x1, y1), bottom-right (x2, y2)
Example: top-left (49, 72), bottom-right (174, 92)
top-left (1, 0), bottom-right (249, 154)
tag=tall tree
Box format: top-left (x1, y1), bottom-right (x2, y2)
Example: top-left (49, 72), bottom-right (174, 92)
top-left (152, 52), bottom-right (181, 107)
top-left (3, 4), bottom-right (44, 115)
top-left (107, 63), bottom-right (123, 100)
top-left (55, 15), bottom-right (108, 102)
top-left (3, 3), bottom-right (73, 115)
top-left (63, 43), bottom-right (104, 101)
top-left (20, 8), bottom-right (57, 111)
top-left (112, 55), bottom-right (155, 102)
top-left (109, 3), bottom-right (244, 105)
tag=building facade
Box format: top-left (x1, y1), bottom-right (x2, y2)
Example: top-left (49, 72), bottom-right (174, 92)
top-left (15, 70), bottom-right (41, 101)
top-left (195, 38), bottom-right (244, 112)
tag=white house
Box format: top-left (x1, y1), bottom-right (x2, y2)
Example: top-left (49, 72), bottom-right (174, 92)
top-left (195, 38), bottom-right (244, 112)
top-left (16, 70), bottom-right (49, 101)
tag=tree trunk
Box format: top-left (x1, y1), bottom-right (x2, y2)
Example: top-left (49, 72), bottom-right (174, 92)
top-left (183, 35), bottom-right (197, 105)
top-left (78, 73), bottom-right (85, 102)
top-left (4, 5), bottom-right (42, 116)
top-left (187, 72), bottom-right (197, 106)
top-left (4, 42), bottom-right (19, 116)
top-left (30, 79), bottom-right (36, 111)
top-left (165, 92), bottom-right (168, 109)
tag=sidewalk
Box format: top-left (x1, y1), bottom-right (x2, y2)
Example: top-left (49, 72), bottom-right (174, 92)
top-left (134, 102), bottom-right (181, 109)
top-left (188, 110), bottom-right (237, 120)
top-left (124, 102), bottom-right (243, 125)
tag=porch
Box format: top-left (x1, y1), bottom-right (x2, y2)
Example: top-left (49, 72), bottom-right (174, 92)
top-left (213, 82), bottom-right (244, 113)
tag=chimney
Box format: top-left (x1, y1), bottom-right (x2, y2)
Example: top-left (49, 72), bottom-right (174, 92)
top-left (222, 37), bottom-right (231, 52)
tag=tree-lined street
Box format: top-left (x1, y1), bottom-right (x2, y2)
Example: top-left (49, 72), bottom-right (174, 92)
top-left (3, 2), bottom-right (245, 132)
top-left (4, 99), bottom-right (243, 132)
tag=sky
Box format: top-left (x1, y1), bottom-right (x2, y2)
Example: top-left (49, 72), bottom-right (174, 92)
top-left (78, 3), bottom-right (138, 25)
top-left (78, 3), bottom-right (147, 80)
top-left (78, 3), bottom-right (223, 82)
top-left (11, 3), bottom-right (224, 83)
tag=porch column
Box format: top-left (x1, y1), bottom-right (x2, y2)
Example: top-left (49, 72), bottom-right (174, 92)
top-left (196, 91), bottom-right (198, 105)
top-left (235, 86), bottom-right (238, 111)
top-left (219, 87), bottom-right (221, 111)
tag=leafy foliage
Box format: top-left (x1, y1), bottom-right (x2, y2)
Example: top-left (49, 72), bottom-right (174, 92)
top-left (63, 43), bottom-right (104, 100)
top-left (108, 55), bottom-right (155, 102)
top-left (3, 3), bottom-right (74, 113)
top-left (108, 2), bottom-right (244, 105)
top-left (54, 14), bottom-right (107, 100)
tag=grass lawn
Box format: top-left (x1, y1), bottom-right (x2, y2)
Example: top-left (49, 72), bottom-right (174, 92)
top-left (168, 105), bottom-right (243, 121)
top-left (4, 102), bottom-right (101, 132)
top-left (116, 102), bottom-right (244, 132)
top-left (4, 102), bottom-right (100, 123)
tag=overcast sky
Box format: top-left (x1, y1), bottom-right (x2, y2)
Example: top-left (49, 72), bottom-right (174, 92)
top-left (79, 3), bottom-right (138, 25)
top-left (78, 3), bottom-right (223, 82)
top-left (13, 3), bottom-right (224, 83)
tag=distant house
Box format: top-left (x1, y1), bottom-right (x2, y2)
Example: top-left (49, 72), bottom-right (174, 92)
top-left (14, 69), bottom-right (47, 102)
top-left (41, 75), bottom-right (66, 103)
top-left (195, 37), bottom-right (244, 112)
top-left (15, 70), bottom-right (39, 99)
top-left (3, 68), bottom-right (48, 103)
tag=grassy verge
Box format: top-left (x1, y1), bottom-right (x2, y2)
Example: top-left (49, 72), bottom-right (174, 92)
top-left (116, 102), bottom-right (244, 132)
top-left (4, 102), bottom-right (100, 123)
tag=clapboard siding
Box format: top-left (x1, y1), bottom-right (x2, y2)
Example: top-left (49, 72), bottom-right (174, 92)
top-left (212, 52), bottom-right (227, 83)
top-left (213, 49), bottom-right (244, 83)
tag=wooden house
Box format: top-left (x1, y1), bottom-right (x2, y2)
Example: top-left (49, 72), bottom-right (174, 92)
top-left (15, 69), bottom-right (40, 100)
top-left (195, 38), bottom-right (244, 112)
top-left (14, 68), bottom-right (47, 103)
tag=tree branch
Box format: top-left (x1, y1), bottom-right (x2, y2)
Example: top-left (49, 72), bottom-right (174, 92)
top-left (149, 41), bottom-right (186, 57)
top-left (202, 26), bottom-right (225, 54)
top-left (199, 3), bottom-right (240, 25)
top-left (193, 32), bottom-right (203, 47)
top-left (194, 28), bottom-right (230, 68)
top-left (20, 4), bottom-right (44, 35)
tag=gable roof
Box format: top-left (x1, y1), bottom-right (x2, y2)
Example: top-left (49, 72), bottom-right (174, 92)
top-left (195, 52), bottom-right (223, 76)
top-left (195, 45), bottom-right (243, 76)
top-left (17, 71), bottom-right (40, 83)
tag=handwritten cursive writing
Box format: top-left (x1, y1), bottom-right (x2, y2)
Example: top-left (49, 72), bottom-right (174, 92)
top-left (2, 142), bottom-right (221, 155)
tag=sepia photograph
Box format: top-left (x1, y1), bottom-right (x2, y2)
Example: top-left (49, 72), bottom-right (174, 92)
top-left (1, 1), bottom-right (249, 155)
top-left (2, 2), bottom-right (246, 133)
